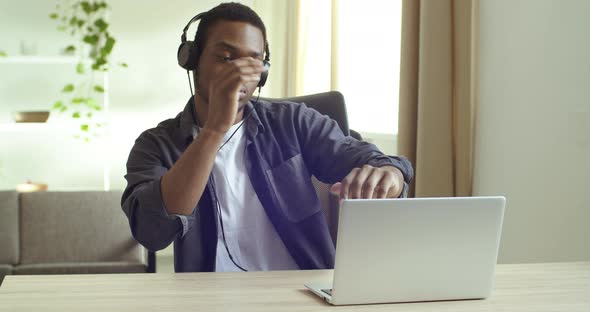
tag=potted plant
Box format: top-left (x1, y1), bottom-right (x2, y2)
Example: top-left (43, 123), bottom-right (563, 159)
top-left (49, 0), bottom-right (127, 141)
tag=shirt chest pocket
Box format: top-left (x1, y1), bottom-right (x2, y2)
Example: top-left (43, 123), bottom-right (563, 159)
top-left (265, 154), bottom-right (321, 222)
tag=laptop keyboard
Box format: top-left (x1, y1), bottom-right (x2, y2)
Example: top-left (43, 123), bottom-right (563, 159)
top-left (322, 289), bottom-right (333, 296)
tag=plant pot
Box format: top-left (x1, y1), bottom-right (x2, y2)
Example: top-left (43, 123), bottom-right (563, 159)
top-left (13, 111), bottom-right (50, 123)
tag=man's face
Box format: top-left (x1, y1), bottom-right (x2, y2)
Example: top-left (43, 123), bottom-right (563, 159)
top-left (195, 20), bottom-right (265, 109)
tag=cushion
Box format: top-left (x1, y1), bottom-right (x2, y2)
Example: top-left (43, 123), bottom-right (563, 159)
top-left (13, 262), bottom-right (146, 275)
top-left (0, 191), bottom-right (19, 264)
top-left (19, 191), bottom-right (144, 265)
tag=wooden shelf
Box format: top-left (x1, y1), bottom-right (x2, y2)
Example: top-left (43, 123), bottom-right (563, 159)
top-left (0, 56), bottom-right (88, 65)
top-left (0, 122), bottom-right (66, 131)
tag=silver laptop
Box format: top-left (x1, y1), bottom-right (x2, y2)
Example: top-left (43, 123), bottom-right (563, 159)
top-left (305, 196), bottom-right (506, 305)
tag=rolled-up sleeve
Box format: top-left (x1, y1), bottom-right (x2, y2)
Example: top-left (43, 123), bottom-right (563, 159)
top-left (121, 130), bottom-right (195, 252)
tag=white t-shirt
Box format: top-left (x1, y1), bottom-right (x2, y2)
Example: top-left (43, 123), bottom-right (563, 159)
top-left (207, 121), bottom-right (299, 272)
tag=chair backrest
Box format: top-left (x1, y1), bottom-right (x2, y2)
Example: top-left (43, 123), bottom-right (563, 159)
top-left (261, 91), bottom-right (357, 243)
top-left (263, 91), bottom-right (352, 136)
top-left (19, 191), bottom-right (144, 265)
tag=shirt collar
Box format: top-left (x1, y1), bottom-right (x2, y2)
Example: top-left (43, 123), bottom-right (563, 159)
top-left (243, 99), bottom-right (264, 140)
top-left (178, 97), bottom-right (265, 142)
top-left (179, 97), bottom-right (200, 141)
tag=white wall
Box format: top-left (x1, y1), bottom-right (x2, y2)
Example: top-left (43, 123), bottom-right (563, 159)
top-left (0, 0), bottom-right (272, 191)
top-left (474, 0), bottom-right (590, 263)
top-left (0, 0), bottom-right (397, 191)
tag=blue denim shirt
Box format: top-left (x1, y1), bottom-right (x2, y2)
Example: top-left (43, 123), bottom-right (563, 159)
top-left (121, 97), bottom-right (414, 272)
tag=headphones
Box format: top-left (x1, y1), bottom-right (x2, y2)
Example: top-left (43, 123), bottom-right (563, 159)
top-left (177, 12), bottom-right (271, 88)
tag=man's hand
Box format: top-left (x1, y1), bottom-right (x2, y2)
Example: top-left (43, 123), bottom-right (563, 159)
top-left (330, 165), bottom-right (405, 199)
top-left (204, 57), bottom-right (265, 134)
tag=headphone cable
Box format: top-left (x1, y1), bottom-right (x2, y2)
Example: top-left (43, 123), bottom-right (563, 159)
top-left (186, 71), bottom-right (260, 271)
top-left (210, 179), bottom-right (248, 272)
top-left (211, 91), bottom-right (260, 272)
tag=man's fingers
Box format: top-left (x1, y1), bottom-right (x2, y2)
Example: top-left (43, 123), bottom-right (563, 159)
top-left (349, 166), bottom-right (373, 199)
top-left (228, 58), bottom-right (265, 73)
top-left (231, 57), bottom-right (264, 66)
top-left (217, 66), bottom-right (263, 83)
top-left (379, 168), bottom-right (403, 198)
top-left (214, 71), bottom-right (261, 94)
top-left (361, 167), bottom-right (383, 199)
top-left (339, 166), bottom-right (404, 200)
top-left (330, 182), bottom-right (342, 194)
top-left (340, 168), bottom-right (359, 199)
top-left (375, 171), bottom-right (395, 199)
top-left (236, 64), bottom-right (265, 75)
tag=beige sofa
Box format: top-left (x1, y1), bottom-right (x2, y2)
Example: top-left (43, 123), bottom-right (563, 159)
top-left (0, 191), bottom-right (149, 285)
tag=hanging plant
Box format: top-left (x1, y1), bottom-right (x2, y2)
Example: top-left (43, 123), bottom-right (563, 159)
top-left (49, 0), bottom-right (127, 141)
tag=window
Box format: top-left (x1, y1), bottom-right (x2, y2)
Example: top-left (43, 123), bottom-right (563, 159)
top-left (335, 1), bottom-right (402, 136)
top-left (280, 0), bottom-right (403, 154)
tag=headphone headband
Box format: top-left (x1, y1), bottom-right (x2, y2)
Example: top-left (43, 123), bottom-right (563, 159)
top-left (181, 12), bottom-right (207, 43)
top-left (177, 11), bottom-right (270, 88)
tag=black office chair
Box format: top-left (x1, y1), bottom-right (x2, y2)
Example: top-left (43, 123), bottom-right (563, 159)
top-left (261, 91), bottom-right (360, 243)
top-left (261, 91), bottom-right (362, 140)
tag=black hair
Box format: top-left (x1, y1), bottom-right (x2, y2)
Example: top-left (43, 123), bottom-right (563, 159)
top-left (194, 2), bottom-right (269, 61)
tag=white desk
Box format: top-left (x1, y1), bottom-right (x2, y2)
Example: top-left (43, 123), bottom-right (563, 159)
top-left (0, 262), bottom-right (589, 311)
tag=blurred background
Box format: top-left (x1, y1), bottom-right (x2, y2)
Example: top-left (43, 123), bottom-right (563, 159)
top-left (0, 0), bottom-right (402, 272)
top-left (0, 0), bottom-right (588, 274)
top-left (0, 0), bottom-right (401, 191)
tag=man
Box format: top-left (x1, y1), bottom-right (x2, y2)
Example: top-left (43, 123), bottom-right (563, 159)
top-left (122, 2), bottom-right (413, 272)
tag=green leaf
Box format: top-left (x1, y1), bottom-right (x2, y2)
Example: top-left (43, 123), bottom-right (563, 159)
top-left (76, 63), bottom-right (85, 74)
top-left (119, 62), bottom-right (128, 68)
top-left (87, 112), bottom-right (93, 118)
top-left (72, 112), bottom-right (81, 118)
top-left (94, 18), bottom-right (108, 32)
top-left (92, 57), bottom-right (107, 70)
top-left (69, 16), bottom-right (78, 26)
top-left (81, 1), bottom-right (92, 14)
top-left (71, 97), bottom-right (85, 104)
top-left (94, 85), bottom-right (104, 93)
top-left (86, 98), bottom-right (101, 110)
top-left (82, 34), bottom-right (99, 45)
top-left (102, 36), bottom-right (115, 55)
top-left (59, 106), bottom-right (68, 113)
top-left (49, 13), bottom-right (58, 19)
top-left (62, 84), bottom-right (75, 93)
top-left (76, 20), bottom-right (85, 28)
top-left (57, 25), bottom-right (67, 32)
top-left (64, 45), bottom-right (76, 54)
top-left (52, 101), bottom-right (63, 109)
top-left (80, 124), bottom-right (89, 132)
top-left (0, 51), bottom-right (7, 57)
